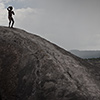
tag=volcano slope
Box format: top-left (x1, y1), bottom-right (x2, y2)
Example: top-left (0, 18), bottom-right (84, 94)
top-left (0, 26), bottom-right (100, 100)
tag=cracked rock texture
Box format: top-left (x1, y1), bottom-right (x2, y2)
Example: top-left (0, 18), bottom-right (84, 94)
top-left (0, 26), bottom-right (100, 100)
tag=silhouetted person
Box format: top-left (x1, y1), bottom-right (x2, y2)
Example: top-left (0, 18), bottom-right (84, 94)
top-left (7, 6), bottom-right (15, 28)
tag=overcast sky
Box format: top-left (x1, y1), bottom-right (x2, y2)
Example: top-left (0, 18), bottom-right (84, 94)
top-left (0, 0), bottom-right (100, 50)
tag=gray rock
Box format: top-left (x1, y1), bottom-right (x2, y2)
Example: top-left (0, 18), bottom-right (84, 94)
top-left (0, 26), bottom-right (100, 100)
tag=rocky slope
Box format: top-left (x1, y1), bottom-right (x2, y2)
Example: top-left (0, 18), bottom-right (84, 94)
top-left (85, 58), bottom-right (100, 81)
top-left (0, 26), bottom-right (100, 100)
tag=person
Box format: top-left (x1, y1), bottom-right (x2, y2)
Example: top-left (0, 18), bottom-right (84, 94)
top-left (7, 6), bottom-right (15, 28)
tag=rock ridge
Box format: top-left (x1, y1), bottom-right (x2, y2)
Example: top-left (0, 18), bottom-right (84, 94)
top-left (0, 26), bottom-right (100, 100)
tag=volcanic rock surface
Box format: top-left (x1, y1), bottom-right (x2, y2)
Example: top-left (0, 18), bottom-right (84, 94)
top-left (0, 26), bottom-right (100, 100)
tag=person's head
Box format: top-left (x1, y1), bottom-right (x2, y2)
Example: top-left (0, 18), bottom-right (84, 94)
top-left (9, 6), bottom-right (13, 10)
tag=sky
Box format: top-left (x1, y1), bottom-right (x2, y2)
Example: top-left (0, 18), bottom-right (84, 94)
top-left (0, 0), bottom-right (100, 50)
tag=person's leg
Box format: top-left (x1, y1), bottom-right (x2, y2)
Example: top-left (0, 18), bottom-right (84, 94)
top-left (8, 17), bottom-right (11, 27)
top-left (11, 18), bottom-right (14, 28)
top-left (9, 20), bottom-right (11, 27)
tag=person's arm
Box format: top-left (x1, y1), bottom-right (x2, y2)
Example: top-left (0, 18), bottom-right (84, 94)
top-left (12, 11), bottom-right (15, 15)
top-left (7, 7), bottom-right (10, 11)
